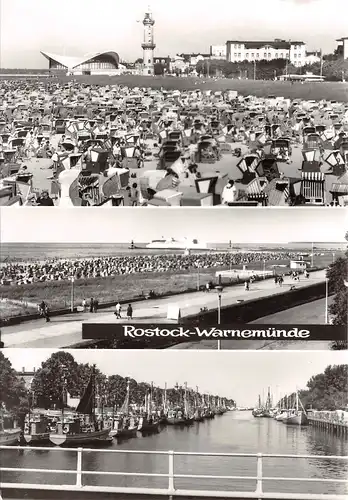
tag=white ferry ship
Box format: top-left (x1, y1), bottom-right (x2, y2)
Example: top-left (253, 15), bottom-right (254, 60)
top-left (146, 238), bottom-right (207, 250)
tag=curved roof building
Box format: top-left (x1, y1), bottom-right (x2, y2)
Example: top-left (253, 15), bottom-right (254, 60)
top-left (41, 50), bottom-right (120, 75)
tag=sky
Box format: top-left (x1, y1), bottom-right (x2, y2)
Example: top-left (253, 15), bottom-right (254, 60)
top-left (5, 349), bottom-right (348, 406)
top-left (1, 207), bottom-right (346, 244)
top-left (0, 0), bottom-right (346, 68)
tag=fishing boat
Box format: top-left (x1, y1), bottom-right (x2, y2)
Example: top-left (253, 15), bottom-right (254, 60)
top-left (137, 385), bottom-right (160, 434)
top-left (146, 237), bottom-right (207, 250)
top-left (193, 388), bottom-right (204, 422)
top-left (24, 413), bottom-right (50, 445)
top-left (283, 392), bottom-right (308, 426)
top-left (109, 380), bottom-right (138, 439)
top-left (49, 366), bottom-right (111, 446)
top-left (0, 417), bottom-right (21, 446)
top-left (166, 407), bottom-right (189, 425)
top-left (167, 383), bottom-right (194, 425)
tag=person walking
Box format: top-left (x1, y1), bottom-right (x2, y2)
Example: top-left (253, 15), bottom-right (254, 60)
top-left (93, 299), bottom-right (99, 313)
top-left (89, 298), bottom-right (94, 313)
top-left (244, 281), bottom-right (249, 291)
top-left (115, 302), bottom-right (122, 319)
top-left (127, 304), bottom-right (133, 320)
top-left (82, 299), bottom-right (87, 312)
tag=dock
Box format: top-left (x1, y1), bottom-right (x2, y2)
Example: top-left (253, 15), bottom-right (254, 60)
top-left (308, 417), bottom-right (348, 437)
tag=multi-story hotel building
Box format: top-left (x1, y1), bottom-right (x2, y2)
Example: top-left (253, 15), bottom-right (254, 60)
top-left (226, 39), bottom-right (306, 67)
top-left (210, 45), bottom-right (227, 59)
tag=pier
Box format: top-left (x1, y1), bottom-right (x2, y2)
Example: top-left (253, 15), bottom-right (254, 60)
top-left (308, 417), bottom-right (348, 437)
top-left (1, 446), bottom-right (347, 500)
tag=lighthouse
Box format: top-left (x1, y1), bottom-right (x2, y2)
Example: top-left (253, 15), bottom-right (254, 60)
top-left (141, 10), bottom-right (156, 75)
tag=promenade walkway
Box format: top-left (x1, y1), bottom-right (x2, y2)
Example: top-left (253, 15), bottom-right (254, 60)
top-left (1, 270), bottom-right (326, 348)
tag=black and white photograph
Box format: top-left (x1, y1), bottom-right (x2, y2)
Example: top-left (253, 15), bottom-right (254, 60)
top-left (0, 1), bottom-right (348, 207)
top-left (0, 349), bottom-right (347, 499)
top-left (1, 1), bottom-right (348, 499)
top-left (0, 208), bottom-right (346, 350)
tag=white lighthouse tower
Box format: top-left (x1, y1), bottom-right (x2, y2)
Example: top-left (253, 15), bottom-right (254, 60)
top-left (141, 9), bottom-right (156, 75)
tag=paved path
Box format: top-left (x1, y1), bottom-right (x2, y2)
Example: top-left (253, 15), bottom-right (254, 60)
top-left (1, 270), bottom-right (326, 348)
top-left (172, 296), bottom-right (333, 351)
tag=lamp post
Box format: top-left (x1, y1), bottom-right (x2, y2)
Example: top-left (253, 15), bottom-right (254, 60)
top-left (215, 285), bottom-right (223, 350)
top-left (70, 276), bottom-right (75, 313)
top-left (325, 277), bottom-right (328, 324)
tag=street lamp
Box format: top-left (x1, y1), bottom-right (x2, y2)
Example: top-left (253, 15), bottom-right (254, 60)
top-left (215, 285), bottom-right (223, 350)
top-left (70, 276), bottom-right (75, 312)
top-left (325, 277), bottom-right (329, 324)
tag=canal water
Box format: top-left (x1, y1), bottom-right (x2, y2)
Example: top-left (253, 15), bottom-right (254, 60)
top-left (2, 411), bottom-right (347, 496)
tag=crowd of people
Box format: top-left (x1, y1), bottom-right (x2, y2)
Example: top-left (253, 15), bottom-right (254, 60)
top-left (0, 251), bottom-right (301, 286)
top-left (1, 79), bottom-right (346, 207)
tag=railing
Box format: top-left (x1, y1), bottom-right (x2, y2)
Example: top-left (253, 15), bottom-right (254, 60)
top-left (1, 446), bottom-right (347, 499)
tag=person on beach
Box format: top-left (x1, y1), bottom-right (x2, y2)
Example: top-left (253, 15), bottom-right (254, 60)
top-left (115, 302), bottom-right (122, 319)
top-left (89, 298), bottom-right (94, 313)
top-left (36, 190), bottom-right (54, 206)
top-left (127, 304), bottom-right (133, 320)
top-left (244, 281), bottom-right (249, 291)
top-left (82, 299), bottom-right (87, 312)
top-left (93, 299), bottom-right (99, 313)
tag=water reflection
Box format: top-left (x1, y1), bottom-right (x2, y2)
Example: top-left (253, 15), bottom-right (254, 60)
top-left (1, 411), bottom-right (347, 495)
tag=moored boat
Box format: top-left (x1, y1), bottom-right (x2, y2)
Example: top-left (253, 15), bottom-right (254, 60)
top-left (137, 384), bottom-right (160, 434)
top-left (49, 366), bottom-right (111, 446)
top-left (24, 413), bottom-right (50, 445)
top-left (0, 414), bottom-right (21, 446)
top-left (108, 380), bottom-right (138, 439)
top-left (283, 392), bottom-right (308, 426)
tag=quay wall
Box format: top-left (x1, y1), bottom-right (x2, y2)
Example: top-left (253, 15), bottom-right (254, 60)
top-left (183, 281), bottom-right (327, 326)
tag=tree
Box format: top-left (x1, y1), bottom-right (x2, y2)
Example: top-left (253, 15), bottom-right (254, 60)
top-left (327, 242), bottom-right (348, 327)
top-left (135, 58), bottom-right (144, 64)
top-left (304, 365), bottom-right (348, 410)
top-left (154, 63), bottom-right (165, 76)
top-left (0, 351), bottom-right (29, 421)
top-left (31, 351), bottom-right (83, 408)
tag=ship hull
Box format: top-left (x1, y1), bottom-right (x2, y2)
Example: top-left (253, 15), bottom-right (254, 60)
top-left (137, 420), bottom-right (160, 433)
top-left (0, 429), bottom-right (22, 446)
top-left (49, 429), bottom-right (110, 446)
top-left (24, 432), bottom-right (50, 445)
top-left (146, 240), bottom-right (207, 250)
top-left (166, 417), bottom-right (192, 426)
top-left (111, 427), bottom-right (138, 439)
top-left (283, 413), bottom-right (308, 426)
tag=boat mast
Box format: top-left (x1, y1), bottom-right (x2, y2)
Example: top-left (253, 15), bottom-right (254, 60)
top-left (92, 365), bottom-right (96, 424)
top-left (163, 383), bottom-right (167, 413)
top-left (184, 382), bottom-right (188, 415)
top-left (149, 383), bottom-right (153, 418)
top-left (125, 379), bottom-right (130, 415)
top-left (296, 391), bottom-right (299, 413)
